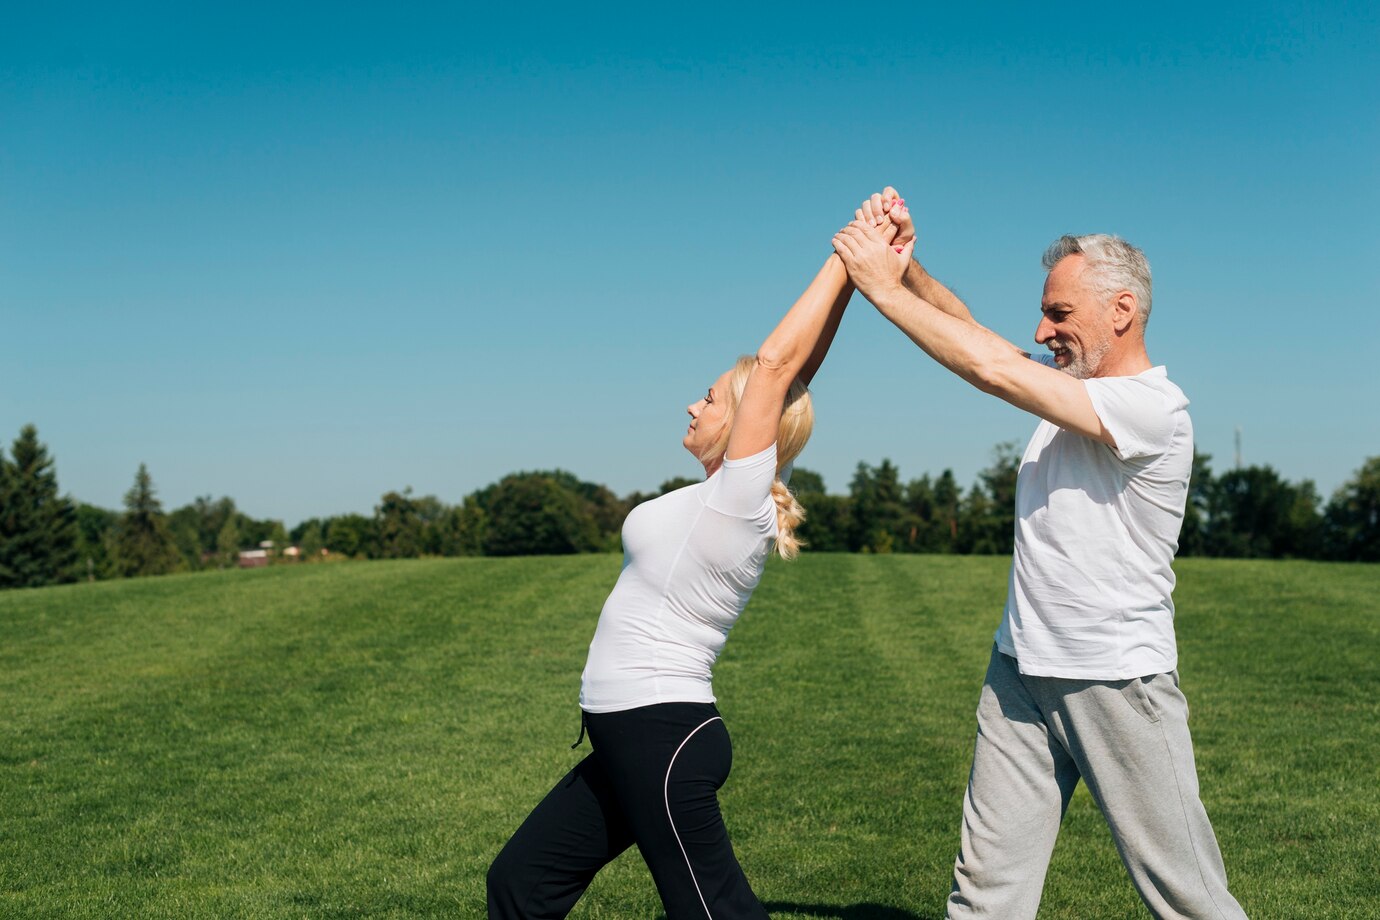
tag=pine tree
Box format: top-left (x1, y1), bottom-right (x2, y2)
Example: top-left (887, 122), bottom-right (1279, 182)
top-left (0, 446), bottom-right (9, 585)
top-left (0, 425), bottom-right (79, 588)
top-left (932, 469), bottom-right (961, 552)
top-left (75, 503), bottom-right (119, 580)
top-left (111, 464), bottom-right (183, 577)
top-left (848, 460), bottom-right (908, 552)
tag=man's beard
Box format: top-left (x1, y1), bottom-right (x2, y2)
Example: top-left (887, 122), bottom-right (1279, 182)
top-left (1051, 332), bottom-right (1112, 379)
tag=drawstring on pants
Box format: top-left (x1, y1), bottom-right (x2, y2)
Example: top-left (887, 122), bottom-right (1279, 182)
top-left (570, 710), bottom-right (587, 749)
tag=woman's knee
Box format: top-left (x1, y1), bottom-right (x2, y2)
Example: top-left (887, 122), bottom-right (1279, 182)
top-left (486, 846), bottom-right (523, 915)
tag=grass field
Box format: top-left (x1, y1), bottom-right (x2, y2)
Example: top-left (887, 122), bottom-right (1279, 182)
top-left (2, 555), bottom-right (1378, 919)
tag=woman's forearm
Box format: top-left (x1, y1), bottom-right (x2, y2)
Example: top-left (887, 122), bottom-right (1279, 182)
top-left (721, 253), bottom-right (854, 463)
top-left (756, 254), bottom-right (852, 386)
top-left (799, 256), bottom-right (854, 385)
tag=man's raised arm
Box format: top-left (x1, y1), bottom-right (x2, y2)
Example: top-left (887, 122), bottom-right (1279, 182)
top-left (832, 218), bottom-right (1113, 447)
top-left (857, 189), bottom-right (980, 328)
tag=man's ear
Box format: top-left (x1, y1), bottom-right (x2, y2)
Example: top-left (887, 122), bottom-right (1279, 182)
top-left (1112, 291), bottom-right (1138, 333)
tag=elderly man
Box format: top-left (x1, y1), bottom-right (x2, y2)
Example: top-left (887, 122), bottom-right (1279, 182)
top-left (832, 191), bottom-right (1247, 920)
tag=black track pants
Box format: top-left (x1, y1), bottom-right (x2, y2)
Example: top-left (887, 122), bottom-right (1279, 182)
top-left (488, 702), bottom-right (768, 919)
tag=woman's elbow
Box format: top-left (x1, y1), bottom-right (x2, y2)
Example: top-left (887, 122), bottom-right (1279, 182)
top-left (753, 348), bottom-right (794, 377)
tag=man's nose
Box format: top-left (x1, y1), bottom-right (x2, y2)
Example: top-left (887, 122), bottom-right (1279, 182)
top-left (1034, 317), bottom-right (1055, 343)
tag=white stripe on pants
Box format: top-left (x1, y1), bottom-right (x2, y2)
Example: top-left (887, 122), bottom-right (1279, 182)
top-left (947, 646), bottom-right (1248, 920)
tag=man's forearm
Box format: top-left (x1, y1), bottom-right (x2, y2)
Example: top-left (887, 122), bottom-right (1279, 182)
top-left (902, 262), bottom-right (976, 324)
top-left (830, 216), bottom-right (1020, 385)
top-left (867, 282), bottom-right (1018, 391)
top-left (867, 280), bottom-right (1111, 443)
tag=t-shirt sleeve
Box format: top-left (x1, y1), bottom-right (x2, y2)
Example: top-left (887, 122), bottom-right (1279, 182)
top-left (1083, 377), bottom-right (1178, 461)
top-left (708, 444), bottom-right (779, 517)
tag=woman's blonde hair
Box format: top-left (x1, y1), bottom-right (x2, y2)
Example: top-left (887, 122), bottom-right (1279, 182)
top-left (699, 355), bottom-right (815, 559)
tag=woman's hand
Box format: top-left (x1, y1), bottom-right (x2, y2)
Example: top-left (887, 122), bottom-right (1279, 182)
top-left (851, 191), bottom-right (899, 246)
top-left (855, 187), bottom-right (913, 250)
top-left (880, 188), bottom-right (916, 250)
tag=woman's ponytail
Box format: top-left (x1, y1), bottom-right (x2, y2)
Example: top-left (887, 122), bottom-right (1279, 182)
top-left (712, 355), bottom-right (816, 560)
top-left (770, 477), bottom-right (806, 559)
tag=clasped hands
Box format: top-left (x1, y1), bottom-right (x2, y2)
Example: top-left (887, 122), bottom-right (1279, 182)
top-left (833, 187), bottom-right (916, 300)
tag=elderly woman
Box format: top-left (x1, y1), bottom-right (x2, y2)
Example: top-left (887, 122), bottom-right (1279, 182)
top-left (487, 207), bottom-right (897, 919)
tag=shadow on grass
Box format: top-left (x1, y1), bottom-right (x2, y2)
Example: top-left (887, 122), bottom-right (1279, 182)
top-left (654, 904), bottom-right (936, 920)
top-left (764, 903), bottom-right (936, 919)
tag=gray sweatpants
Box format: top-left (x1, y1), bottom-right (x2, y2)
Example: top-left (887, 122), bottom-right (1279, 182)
top-left (946, 647), bottom-right (1247, 920)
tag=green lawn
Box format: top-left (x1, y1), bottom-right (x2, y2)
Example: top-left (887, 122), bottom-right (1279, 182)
top-left (2, 556), bottom-right (1377, 918)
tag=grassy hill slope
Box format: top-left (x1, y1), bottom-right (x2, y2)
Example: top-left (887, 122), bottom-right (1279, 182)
top-left (2, 556), bottom-right (1377, 918)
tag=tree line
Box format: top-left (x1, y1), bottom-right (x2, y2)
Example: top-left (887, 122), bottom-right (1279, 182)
top-left (2, 423), bottom-right (1377, 590)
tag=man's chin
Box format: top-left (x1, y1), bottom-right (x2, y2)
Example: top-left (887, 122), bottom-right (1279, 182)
top-left (1050, 350), bottom-right (1097, 378)
top-left (1068, 364), bottom-right (1099, 380)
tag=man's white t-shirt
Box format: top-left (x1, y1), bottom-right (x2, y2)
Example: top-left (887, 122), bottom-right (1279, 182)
top-left (580, 444), bottom-right (787, 713)
top-left (995, 358), bottom-right (1193, 680)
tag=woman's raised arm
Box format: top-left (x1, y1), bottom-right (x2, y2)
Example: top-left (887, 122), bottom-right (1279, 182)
top-left (725, 217), bottom-right (895, 462)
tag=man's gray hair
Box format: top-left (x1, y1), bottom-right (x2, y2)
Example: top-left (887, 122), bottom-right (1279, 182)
top-left (1042, 234), bottom-right (1153, 328)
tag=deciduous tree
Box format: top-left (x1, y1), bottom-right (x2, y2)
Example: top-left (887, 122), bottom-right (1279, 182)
top-left (1324, 456), bottom-right (1380, 561)
top-left (1207, 465), bottom-right (1322, 559)
top-left (375, 489), bottom-right (423, 559)
top-left (1178, 450), bottom-right (1214, 556)
top-left (325, 514), bottom-right (376, 558)
top-left (481, 473), bottom-right (601, 556)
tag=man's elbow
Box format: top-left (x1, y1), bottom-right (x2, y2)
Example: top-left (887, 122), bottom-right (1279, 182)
top-left (967, 353), bottom-right (1023, 400)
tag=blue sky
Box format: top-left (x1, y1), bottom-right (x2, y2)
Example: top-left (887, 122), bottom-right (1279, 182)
top-left (3, 2), bottom-right (1377, 526)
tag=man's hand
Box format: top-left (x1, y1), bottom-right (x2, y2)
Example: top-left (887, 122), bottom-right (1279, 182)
top-left (858, 187), bottom-right (979, 325)
top-left (832, 219), bottom-right (914, 299)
